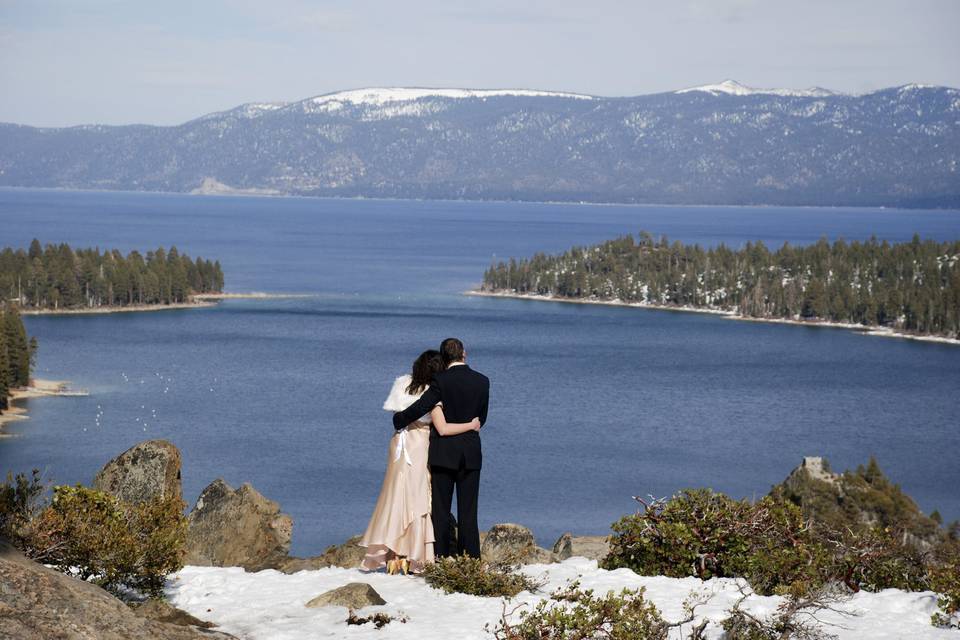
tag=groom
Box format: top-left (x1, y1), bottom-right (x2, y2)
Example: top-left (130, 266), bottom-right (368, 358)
top-left (393, 337), bottom-right (489, 558)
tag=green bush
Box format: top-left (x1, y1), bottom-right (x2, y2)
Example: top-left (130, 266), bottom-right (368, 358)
top-left (28, 485), bottom-right (187, 597)
top-left (422, 555), bottom-right (541, 598)
top-left (492, 584), bottom-right (670, 640)
top-left (602, 490), bottom-right (826, 595)
top-left (824, 526), bottom-right (928, 593)
top-left (600, 486), bottom-right (954, 601)
top-left (930, 551), bottom-right (960, 628)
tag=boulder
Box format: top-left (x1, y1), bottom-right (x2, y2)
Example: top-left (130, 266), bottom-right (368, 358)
top-left (278, 555), bottom-right (331, 574)
top-left (321, 534), bottom-right (367, 568)
top-left (279, 534), bottom-right (367, 574)
top-left (0, 540), bottom-right (234, 640)
top-left (481, 523), bottom-right (553, 565)
top-left (551, 533), bottom-right (610, 562)
top-left (134, 599), bottom-right (217, 629)
top-left (305, 583), bottom-right (385, 609)
top-left (184, 479), bottom-right (293, 571)
top-left (93, 439), bottom-right (183, 504)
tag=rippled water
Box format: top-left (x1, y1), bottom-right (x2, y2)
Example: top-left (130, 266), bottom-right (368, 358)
top-left (2, 189), bottom-right (959, 554)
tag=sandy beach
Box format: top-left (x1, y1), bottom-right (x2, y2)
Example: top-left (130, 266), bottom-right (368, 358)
top-left (466, 290), bottom-right (960, 346)
top-left (18, 292), bottom-right (313, 316)
top-left (20, 301), bottom-right (218, 316)
top-left (0, 379), bottom-right (77, 435)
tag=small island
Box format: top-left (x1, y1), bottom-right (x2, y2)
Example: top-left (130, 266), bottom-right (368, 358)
top-left (0, 239), bottom-right (224, 314)
top-left (477, 232), bottom-right (960, 342)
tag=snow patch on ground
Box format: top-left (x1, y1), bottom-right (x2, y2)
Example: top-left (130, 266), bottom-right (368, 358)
top-left (166, 558), bottom-right (951, 639)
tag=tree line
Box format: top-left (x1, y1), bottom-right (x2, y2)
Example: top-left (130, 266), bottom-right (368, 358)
top-left (0, 240), bottom-right (224, 310)
top-left (482, 232), bottom-right (960, 339)
top-left (0, 305), bottom-right (35, 414)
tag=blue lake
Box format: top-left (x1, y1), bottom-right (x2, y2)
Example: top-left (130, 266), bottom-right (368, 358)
top-left (1, 188), bottom-right (959, 555)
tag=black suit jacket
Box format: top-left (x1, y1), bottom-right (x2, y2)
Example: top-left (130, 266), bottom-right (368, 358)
top-left (392, 364), bottom-right (489, 469)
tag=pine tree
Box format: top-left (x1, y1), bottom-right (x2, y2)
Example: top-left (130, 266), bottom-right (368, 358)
top-left (0, 317), bottom-right (9, 411)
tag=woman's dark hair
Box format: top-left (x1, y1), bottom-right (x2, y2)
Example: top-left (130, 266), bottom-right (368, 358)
top-left (408, 349), bottom-right (443, 395)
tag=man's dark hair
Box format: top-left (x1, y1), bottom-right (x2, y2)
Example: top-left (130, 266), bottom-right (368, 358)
top-left (440, 338), bottom-right (465, 366)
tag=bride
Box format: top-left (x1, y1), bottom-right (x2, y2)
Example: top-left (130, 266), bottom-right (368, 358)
top-left (359, 349), bottom-right (480, 574)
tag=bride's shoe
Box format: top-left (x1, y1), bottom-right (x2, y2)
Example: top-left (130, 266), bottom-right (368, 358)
top-left (399, 558), bottom-right (410, 575)
top-left (386, 559), bottom-right (399, 575)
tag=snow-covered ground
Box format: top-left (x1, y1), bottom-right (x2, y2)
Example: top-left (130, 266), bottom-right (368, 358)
top-left (166, 558), bottom-right (953, 639)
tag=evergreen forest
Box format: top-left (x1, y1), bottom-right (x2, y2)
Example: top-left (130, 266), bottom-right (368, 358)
top-left (0, 240), bottom-right (224, 310)
top-left (482, 232), bottom-right (960, 338)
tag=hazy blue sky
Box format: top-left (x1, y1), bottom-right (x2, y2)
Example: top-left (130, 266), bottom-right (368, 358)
top-left (2, 0), bottom-right (958, 127)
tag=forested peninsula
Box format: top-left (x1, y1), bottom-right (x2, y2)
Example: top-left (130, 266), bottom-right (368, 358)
top-left (0, 240), bottom-right (224, 312)
top-left (480, 233), bottom-right (960, 340)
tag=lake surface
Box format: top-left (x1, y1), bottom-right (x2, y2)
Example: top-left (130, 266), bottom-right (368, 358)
top-left (2, 188), bottom-right (959, 555)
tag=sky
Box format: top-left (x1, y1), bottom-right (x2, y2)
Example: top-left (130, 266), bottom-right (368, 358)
top-left (1, 0), bottom-right (958, 127)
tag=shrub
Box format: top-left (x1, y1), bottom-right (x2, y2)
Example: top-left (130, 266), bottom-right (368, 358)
top-left (0, 469), bottom-right (47, 549)
top-left (721, 585), bottom-right (848, 640)
top-left (929, 551), bottom-right (960, 628)
top-left (822, 526), bottom-right (928, 593)
top-left (27, 485), bottom-right (187, 597)
top-left (602, 490), bottom-right (826, 595)
top-left (492, 584), bottom-right (671, 640)
top-left (422, 555), bottom-right (541, 598)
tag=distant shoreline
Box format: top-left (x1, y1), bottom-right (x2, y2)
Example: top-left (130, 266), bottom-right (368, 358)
top-left (1, 186), bottom-right (956, 212)
top-left (466, 290), bottom-right (960, 346)
top-left (19, 292), bottom-right (310, 316)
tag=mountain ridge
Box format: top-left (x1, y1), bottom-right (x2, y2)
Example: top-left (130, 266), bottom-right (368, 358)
top-left (2, 81), bottom-right (958, 208)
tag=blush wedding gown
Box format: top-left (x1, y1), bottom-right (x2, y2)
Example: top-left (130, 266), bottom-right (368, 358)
top-left (359, 374), bottom-right (436, 572)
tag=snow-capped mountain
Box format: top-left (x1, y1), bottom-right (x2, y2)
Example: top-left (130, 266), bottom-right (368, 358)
top-left (676, 79), bottom-right (838, 98)
top-left (1, 82), bottom-right (958, 207)
top-left (307, 87), bottom-right (595, 106)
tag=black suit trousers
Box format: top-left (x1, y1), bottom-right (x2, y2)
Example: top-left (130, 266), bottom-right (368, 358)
top-left (430, 463), bottom-right (481, 558)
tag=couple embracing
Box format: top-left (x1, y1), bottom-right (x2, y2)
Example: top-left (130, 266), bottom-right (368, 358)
top-left (359, 338), bottom-right (490, 573)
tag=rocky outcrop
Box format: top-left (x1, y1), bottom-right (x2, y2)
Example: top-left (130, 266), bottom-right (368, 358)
top-left (551, 532), bottom-right (610, 562)
top-left (481, 523), bottom-right (552, 565)
top-left (770, 456), bottom-right (943, 548)
top-left (305, 583), bottom-right (385, 609)
top-left (134, 599), bottom-right (217, 629)
top-left (184, 479), bottom-right (293, 571)
top-left (0, 540), bottom-right (233, 639)
top-left (93, 439), bottom-right (183, 504)
top-left (279, 535), bottom-right (367, 574)
top-left (782, 456), bottom-right (840, 492)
